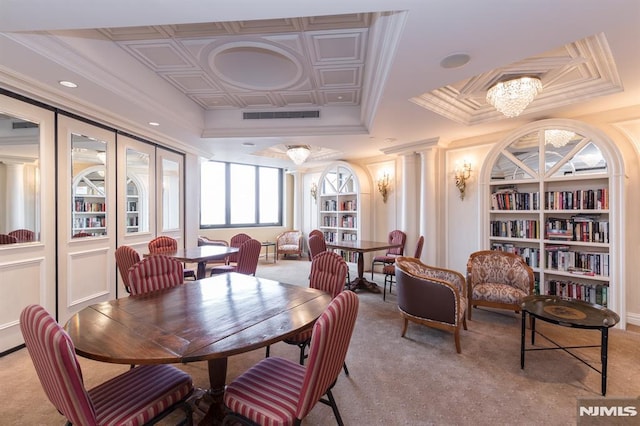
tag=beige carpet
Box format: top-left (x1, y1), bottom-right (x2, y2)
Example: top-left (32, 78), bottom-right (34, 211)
top-left (2, 258), bottom-right (640, 425)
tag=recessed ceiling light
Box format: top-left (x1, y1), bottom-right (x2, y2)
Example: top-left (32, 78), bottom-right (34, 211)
top-left (242, 142), bottom-right (255, 147)
top-left (148, 122), bottom-right (160, 126)
top-left (440, 53), bottom-right (471, 69)
top-left (59, 80), bottom-right (78, 88)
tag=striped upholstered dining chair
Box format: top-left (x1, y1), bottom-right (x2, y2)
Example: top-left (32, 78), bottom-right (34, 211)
top-left (383, 235), bottom-right (425, 301)
top-left (226, 233), bottom-right (252, 266)
top-left (114, 245), bottom-right (141, 293)
top-left (265, 250), bottom-right (350, 376)
top-left (371, 229), bottom-right (407, 279)
top-left (8, 228), bottom-right (35, 242)
top-left (0, 234), bottom-right (18, 244)
top-left (20, 304), bottom-right (194, 426)
top-left (210, 238), bottom-right (261, 276)
top-left (148, 236), bottom-right (196, 280)
top-left (127, 254), bottom-right (184, 296)
top-left (223, 290), bottom-right (359, 426)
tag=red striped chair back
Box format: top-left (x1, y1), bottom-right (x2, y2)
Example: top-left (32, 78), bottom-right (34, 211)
top-left (228, 233), bottom-right (252, 264)
top-left (20, 304), bottom-right (195, 425)
top-left (297, 290), bottom-right (359, 419)
top-left (148, 236), bottom-right (177, 254)
top-left (128, 255), bottom-right (184, 295)
top-left (20, 304), bottom-right (97, 425)
top-left (310, 251), bottom-right (348, 298)
top-left (235, 239), bottom-right (261, 276)
top-left (8, 228), bottom-right (35, 242)
top-left (307, 234), bottom-right (327, 260)
top-left (115, 245), bottom-right (141, 293)
top-left (0, 234), bottom-right (18, 244)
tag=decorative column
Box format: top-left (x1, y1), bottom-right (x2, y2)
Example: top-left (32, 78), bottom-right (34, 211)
top-left (400, 153), bottom-right (419, 252)
top-left (418, 146), bottom-right (443, 265)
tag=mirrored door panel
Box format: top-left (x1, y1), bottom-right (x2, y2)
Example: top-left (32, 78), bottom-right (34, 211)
top-left (156, 148), bottom-right (184, 240)
top-left (0, 112), bottom-right (40, 242)
top-left (0, 94), bottom-right (56, 353)
top-left (57, 115), bottom-right (116, 325)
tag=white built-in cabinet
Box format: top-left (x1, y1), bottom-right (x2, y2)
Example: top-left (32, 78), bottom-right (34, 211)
top-left (318, 161), bottom-right (371, 263)
top-left (482, 119), bottom-right (623, 318)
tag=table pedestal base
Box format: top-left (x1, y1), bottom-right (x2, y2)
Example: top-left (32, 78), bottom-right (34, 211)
top-left (348, 277), bottom-right (381, 293)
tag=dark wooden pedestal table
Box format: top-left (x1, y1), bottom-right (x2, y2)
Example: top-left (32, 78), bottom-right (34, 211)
top-left (520, 295), bottom-right (619, 396)
top-left (326, 239), bottom-right (403, 293)
top-left (65, 273), bottom-right (331, 425)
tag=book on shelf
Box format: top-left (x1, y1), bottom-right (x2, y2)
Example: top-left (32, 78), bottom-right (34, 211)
top-left (567, 266), bottom-right (595, 276)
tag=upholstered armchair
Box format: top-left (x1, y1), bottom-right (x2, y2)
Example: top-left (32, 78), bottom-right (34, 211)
top-left (276, 230), bottom-right (303, 259)
top-left (395, 256), bottom-right (468, 353)
top-left (466, 250), bottom-right (535, 320)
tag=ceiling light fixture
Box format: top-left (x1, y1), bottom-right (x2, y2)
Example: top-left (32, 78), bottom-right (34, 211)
top-left (148, 122), bottom-right (160, 126)
top-left (545, 129), bottom-right (575, 148)
top-left (486, 76), bottom-right (542, 118)
top-left (59, 80), bottom-right (78, 88)
top-left (286, 145), bottom-right (311, 165)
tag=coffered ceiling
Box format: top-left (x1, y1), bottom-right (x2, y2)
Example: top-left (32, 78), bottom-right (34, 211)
top-left (0, 1), bottom-right (638, 167)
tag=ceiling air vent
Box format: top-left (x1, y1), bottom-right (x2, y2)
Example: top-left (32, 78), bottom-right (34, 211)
top-left (243, 110), bottom-right (320, 120)
top-left (12, 121), bottom-right (38, 129)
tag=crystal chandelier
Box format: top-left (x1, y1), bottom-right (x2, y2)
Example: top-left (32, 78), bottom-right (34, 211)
top-left (286, 145), bottom-right (311, 165)
top-left (486, 76), bottom-right (542, 118)
top-left (545, 129), bottom-right (575, 148)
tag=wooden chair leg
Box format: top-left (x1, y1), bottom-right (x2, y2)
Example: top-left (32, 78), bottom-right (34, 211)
top-left (454, 328), bottom-right (462, 354)
top-left (401, 318), bottom-right (409, 337)
top-left (462, 315), bottom-right (468, 330)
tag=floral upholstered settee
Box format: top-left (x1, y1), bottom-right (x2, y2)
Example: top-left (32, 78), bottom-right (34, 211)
top-left (275, 230), bottom-right (303, 259)
top-left (395, 256), bottom-right (468, 353)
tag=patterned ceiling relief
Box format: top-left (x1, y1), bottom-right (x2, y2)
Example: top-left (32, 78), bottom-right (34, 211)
top-left (98, 14), bottom-right (371, 110)
top-left (410, 33), bottom-right (622, 125)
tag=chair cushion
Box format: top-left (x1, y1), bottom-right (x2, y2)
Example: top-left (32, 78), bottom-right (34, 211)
top-left (373, 255), bottom-right (397, 263)
top-left (471, 283), bottom-right (527, 304)
top-left (90, 364), bottom-right (192, 426)
top-left (224, 357), bottom-right (304, 426)
top-left (279, 244), bottom-right (300, 251)
top-left (211, 265), bottom-right (236, 275)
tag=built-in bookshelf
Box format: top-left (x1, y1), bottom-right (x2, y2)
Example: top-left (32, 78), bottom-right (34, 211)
top-left (72, 168), bottom-right (107, 237)
top-left (318, 162), bottom-right (369, 263)
top-left (487, 127), bottom-right (612, 307)
top-left (126, 178), bottom-right (140, 233)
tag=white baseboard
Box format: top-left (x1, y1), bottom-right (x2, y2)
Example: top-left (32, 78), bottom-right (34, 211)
top-left (625, 311), bottom-right (640, 327)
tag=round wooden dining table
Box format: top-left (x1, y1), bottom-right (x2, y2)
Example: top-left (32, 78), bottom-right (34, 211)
top-left (64, 272), bottom-right (332, 425)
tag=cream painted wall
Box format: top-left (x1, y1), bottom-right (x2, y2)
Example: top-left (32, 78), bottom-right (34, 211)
top-left (445, 144), bottom-right (493, 275)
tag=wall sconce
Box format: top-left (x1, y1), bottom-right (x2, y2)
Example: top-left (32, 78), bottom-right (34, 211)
top-left (454, 161), bottom-right (472, 200)
top-left (310, 181), bottom-right (318, 202)
top-left (377, 172), bottom-right (391, 203)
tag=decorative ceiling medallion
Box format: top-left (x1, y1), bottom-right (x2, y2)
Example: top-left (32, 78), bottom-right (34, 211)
top-left (210, 43), bottom-right (303, 90)
top-left (410, 33), bottom-right (622, 125)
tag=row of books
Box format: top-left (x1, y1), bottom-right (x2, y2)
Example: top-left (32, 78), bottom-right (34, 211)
top-left (491, 190), bottom-right (540, 211)
top-left (341, 215), bottom-right (357, 228)
top-left (490, 220), bottom-right (540, 239)
top-left (545, 247), bottom-right (610, 276)
top-left (74, 200), bottom-right (106, 212)
top-left (545, 216), bottom-right (609, 243)
top-left (322, 216), bottom-right (338, 227)
top-left (545, 280), bottom-right (608, 307)
top-left (322, 200), bottom-right (338, 211)
top-left (73, 216), bottom-right (106, 228)
top-left (340, 200), bottom-right (357, 211)
top-left (544, 188), bottom-right (608, 210)
top-left (490, 244), bottom-right (540, 268)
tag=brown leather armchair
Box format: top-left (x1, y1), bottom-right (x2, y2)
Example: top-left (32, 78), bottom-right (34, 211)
top-left (275, 230), bottom-right (303, 259)
top-left (395, 256), bottom-right (468, 353)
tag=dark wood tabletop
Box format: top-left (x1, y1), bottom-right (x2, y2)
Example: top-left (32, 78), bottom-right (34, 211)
top-left (326, 239), bottom-right (402, 293)
top-left (144, 245), bottom-right (239, 279)
top-left (65, 272), bottom-right (331, 424)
